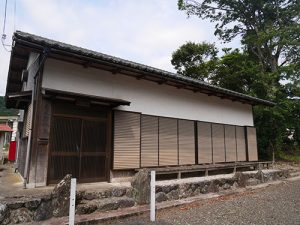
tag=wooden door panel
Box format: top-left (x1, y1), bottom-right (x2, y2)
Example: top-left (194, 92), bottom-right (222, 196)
top-left (48, 116), bottom-right (81, 183)
top-left (80, 119), bottom-right (107, 181)
top-left (48, 104), bottom-right (110, 184)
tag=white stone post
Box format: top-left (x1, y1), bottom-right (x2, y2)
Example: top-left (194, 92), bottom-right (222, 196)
top-left (150, 170), bottom-right (156, 222)
top-left (69, 178), bottom-right (76, 225)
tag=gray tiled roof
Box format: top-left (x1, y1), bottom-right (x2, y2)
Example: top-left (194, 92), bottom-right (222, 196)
top-left (13, 31), bottom-right (275, 106)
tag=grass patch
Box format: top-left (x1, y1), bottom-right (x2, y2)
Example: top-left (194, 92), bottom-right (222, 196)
top-left (277, 151), bottom-right (300, 162)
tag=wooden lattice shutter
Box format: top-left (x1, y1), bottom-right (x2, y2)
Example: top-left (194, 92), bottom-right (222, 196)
top-left (225, 125), bottom-right (237, 162)
top-left (141, 115), bottom-right (159, 167)
top-left (247, 127), bottom-right (258, 161)
top-left (159, 117), bottom-right (178, 166)
top-left (178, 120), bottom-right (195, 165)
top-left (23, 103), bottom-right (32, 137)
top-left (197, 122), bottom-right (212, 164)
top-left (212, 124), bottom-right (225, 163)
top-left (113, 111), bottom-right (141, 169)
top-left (236, 126), bottom-right (246, 161)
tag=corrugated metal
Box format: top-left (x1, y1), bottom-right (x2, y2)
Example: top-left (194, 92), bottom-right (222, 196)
top-left (141, 115), bottom-right (159, 167)
top-left (247, 127), bottom-right (258, 161)
top-left (159, 117), bottom-right (178, 166)
top-left (212, 124), bottom-right (225, 163)
top-left (236, 126), bottom-right (247, 161)
top-left (225, 125), bottom-right (237, 162)
top-left (197, 122), bottom-right (212, 164)
top-left (178, 120), bottom-right (195, 165)
top-left (113, 111), bottom-right (141, 169)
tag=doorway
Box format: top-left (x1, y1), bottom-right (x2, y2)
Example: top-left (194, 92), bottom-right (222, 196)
top-left (48, 102), bottom-right (111, 184)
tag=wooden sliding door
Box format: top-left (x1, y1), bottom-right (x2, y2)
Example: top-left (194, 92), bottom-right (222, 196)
top-left (48, 102), bottom-right (111, 184)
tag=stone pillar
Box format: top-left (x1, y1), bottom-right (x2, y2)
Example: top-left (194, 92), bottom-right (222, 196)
top-left (131, 169), bottom-right (150, 205)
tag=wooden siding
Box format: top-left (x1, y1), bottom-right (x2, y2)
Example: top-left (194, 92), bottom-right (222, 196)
top-left (236, 126), bottom-right (247, 161)
top-left (197, 122), bottom-right (212, 164)
top-left (178, 120), bottom-right (195, 165)
top-left (212, 124), bottom-right (225, 163)
top-left (113, 111), bottom-right (141, 169)
top-left (247, 127), bottom-right (258, 161)
top-left (159, 117), bottom-right (178, 166)
top-left (225, 125), bottom-right (237, 162)
top-left (141, 115), bottom-right (159, 167)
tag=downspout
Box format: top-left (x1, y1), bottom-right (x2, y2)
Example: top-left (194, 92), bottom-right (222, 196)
top-left (23, 48), bottom-right (50, 188)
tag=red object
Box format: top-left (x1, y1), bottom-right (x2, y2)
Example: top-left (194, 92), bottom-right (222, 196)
top-left (0, 124), bottom-right (13, 132)
top-left (8, 141), bottom-right (16, 161)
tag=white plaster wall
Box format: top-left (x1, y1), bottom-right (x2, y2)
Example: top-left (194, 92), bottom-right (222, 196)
top-left (42, 59), bottom-right (254, 126)
top-left (22, 52), bottom-right (40, 91)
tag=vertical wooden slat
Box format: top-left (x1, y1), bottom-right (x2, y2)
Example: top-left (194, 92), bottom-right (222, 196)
top-left (113, 111), bottom-right (141, 169)
top-left (225, 125), bottom-right (237, 162)
top-left (197, 122), bottom-right (212, 164)
top-left (159, 117), bottom-right (178, 166)
top-left (141, 115), bottom-right (159, 167)
top-left (247, 127), bottom-right (258, 161)
top-left (212, 124), bottom-right (225, 163)
top-left (236, 126), bottom-right (247, 161)
top-left (178, 120), bottom-right (195, 165)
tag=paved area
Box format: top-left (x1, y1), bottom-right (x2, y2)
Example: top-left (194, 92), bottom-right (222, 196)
top-left (106, 177), bottom-right (300, 225)
top-left (0, 163), bottom-right (130, 199)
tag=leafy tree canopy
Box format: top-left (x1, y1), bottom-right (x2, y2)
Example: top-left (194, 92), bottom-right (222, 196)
top-left (0, 96), bottom-right (18, 116)
top-left (174, 0), bottom-right (300, 159)
top-left (171, 42), bottom-right (218, 80)
top-left (178, 0), bottom-right (300, 75)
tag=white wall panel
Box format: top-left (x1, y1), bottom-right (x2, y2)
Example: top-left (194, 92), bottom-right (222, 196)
top-left (43, 59), bottom-right (254, 126)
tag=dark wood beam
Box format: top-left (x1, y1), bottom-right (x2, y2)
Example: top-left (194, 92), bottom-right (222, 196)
top-left (157, 79), bottom-right (167, 85)
top-left (136, 74), bottom-right (146, 80)
top-left (82, 61), bottom-right (91, 68)
top-left (110, 68), bottom-right (120, 75)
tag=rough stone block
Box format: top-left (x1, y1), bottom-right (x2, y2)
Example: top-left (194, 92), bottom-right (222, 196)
top-left (34, 200), bottom-right (53, 221)
top-left (111, 188), bottom-right (127, 197)
top-left (167, 190), bottom-right (179, 200)
top-left (0, 203), bottom-right (8, 223)
top-left (131, 169), bottom-right (150, 205)
top-left (51, 174), bottom-right (72, 217)
top-left (10, 208), bottom-right (33, 224)
top-left (24, 199), bottom-right (41, 210)
top-left (155, 192), bottom-right (168, 203)
top-left (76, 201), bottom-right (97, 215)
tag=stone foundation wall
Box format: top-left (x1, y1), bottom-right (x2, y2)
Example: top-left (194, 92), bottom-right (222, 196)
top-left (154, 170), bottom-right (290, 203)
top-left (0, 169), bottom-right (290, 224)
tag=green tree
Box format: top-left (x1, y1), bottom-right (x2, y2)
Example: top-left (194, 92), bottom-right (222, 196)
top-left (171, 42), bottom-right (218, 80)
top-left (178, 0), bottom-right (300, 74)
top-left (0, 97), bottom-right (18, 116)
top-left (174, 0), bottom-right (300, 159)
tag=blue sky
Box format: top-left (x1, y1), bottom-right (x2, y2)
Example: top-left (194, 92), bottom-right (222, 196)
top-left (0, 0), bottom-right (240, 95)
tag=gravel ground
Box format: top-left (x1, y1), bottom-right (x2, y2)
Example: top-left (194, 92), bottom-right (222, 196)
top-left (106, 178), bottom-right (300, 225)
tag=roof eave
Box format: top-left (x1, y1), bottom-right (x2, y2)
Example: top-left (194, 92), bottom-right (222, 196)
top-left (9, 31), bottom-right (276, 107)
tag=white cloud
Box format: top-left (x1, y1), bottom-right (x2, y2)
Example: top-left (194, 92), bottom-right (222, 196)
top-left (0, 0), bottom-right (241, 95)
